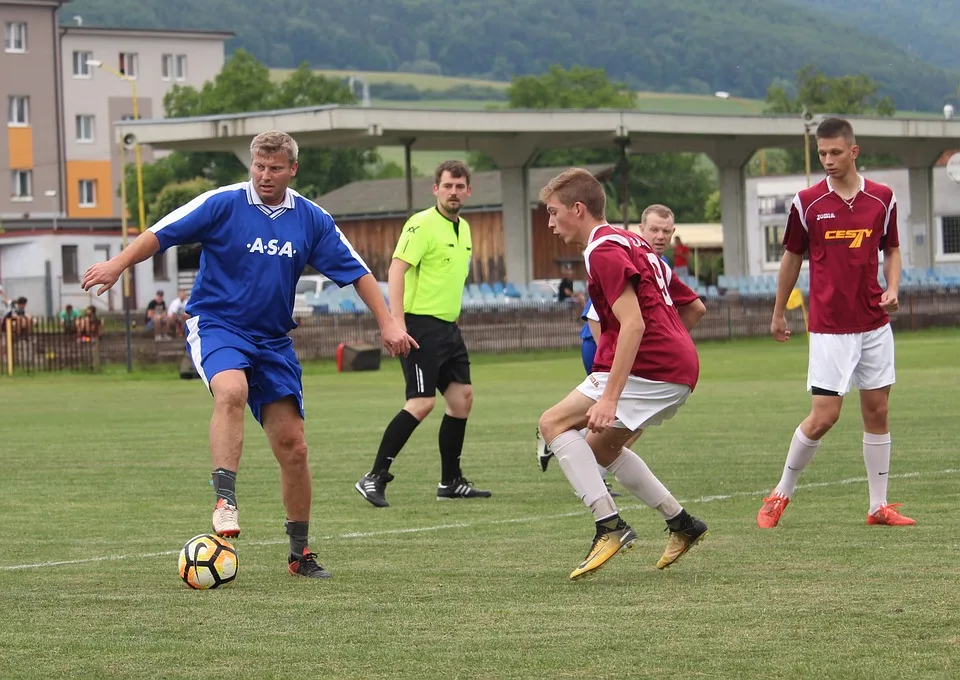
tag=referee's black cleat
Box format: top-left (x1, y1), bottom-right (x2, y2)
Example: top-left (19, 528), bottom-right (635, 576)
top-left (288, 549), bottom-right (332, 579)
top-left (537, 428), bottom-right (554, 472)
top-left (437, 476), bottom-right (492, 500)
top-left (355, 470), bottom-right (394, 508)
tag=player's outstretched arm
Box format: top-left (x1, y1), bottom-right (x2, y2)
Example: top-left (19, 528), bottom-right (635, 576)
top-left (770, 250), bottom-right (804, 342)
top-left (81, 231), bottom-right (161, 296)
top-left (354, 273), bottom-right (417, 357)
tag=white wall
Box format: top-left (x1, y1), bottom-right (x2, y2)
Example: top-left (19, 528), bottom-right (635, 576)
top-left (745, 167), bottom-right (960, 276)
top-left (0, 233), bottom-right (178, 314)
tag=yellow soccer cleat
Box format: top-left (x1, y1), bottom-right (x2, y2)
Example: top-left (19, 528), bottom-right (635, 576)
top-left (569, 520), bottom-right (637, 581)
top-left (656, 515), bottom-right (708, 569)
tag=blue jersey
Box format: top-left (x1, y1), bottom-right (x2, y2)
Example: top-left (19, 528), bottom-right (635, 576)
top-left (580, 298), bottom-right (595, 342)
top-left (149, 181), bottom-right (369, 338)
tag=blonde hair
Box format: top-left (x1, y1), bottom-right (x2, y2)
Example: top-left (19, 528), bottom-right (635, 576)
top-left (538, 168), bottom-right (606, 220)
top-left (250, 130), bottom-right (299, 164)
top-left (640, 203), bottom-right (674, 224)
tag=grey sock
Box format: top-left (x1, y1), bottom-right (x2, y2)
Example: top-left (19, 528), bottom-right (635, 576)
top-left (212, 468), bottom-right (237, 507)
top-left (285, 520), bottom-right (309, 557)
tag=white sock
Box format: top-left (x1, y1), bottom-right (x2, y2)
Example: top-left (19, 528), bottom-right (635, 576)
top-left (550, 431), bottom-right (617, 520)
top-left (606, 448), bottom-right (682, 519)
top-left (578, 427), bottom-right (611, 481)
top-left (774, 426), bottom-right (821, 498)
top-left (863, 432), bottom-right (891, 514)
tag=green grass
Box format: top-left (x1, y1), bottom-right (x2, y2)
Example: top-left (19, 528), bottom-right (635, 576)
top-left (270, 68), bottom-right (509, 91)
top-left (2, 330), bottom-right (960, 678)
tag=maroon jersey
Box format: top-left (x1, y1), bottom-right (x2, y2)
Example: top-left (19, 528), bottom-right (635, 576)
top-left (782, 177), bottom-right (897, 334)
top-left (585, 225), bottom-right (700, 390)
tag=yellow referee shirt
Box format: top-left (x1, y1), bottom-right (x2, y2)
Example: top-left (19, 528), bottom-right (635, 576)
top-left (393, 207), bottom-right (472, 322)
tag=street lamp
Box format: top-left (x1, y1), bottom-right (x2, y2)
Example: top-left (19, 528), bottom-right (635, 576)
top-left (43, 189), bottom-right (58, 231)
top-left (801, 108), bottom-right (820, 188)
top-left (87, 58), bottom-right (141, 372)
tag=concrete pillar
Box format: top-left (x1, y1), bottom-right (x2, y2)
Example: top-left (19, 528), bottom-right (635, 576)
top-left (718, 165), bottom-right (748, 278)
top-left (500, 167), bottom-right (533, 285)
top-left (907, 165), bottom-right (935, 270)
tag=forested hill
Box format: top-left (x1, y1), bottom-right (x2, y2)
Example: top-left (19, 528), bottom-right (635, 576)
top-left (61, 0), bottom-right (959, 111)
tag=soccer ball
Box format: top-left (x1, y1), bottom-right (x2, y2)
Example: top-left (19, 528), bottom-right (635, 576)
top-left (178, 534), bottom-right (238, 589)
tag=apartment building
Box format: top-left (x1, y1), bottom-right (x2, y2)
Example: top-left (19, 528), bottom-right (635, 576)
top-left (1, 0), bottom-right (66, 220)
top-left (60, 25), bottom-right (231, 219)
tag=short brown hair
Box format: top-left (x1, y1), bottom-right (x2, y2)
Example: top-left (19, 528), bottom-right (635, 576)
top-left (538, 168), bottom-right (606, 220)
top-left (816, 117), bottom-right (856, 145)
top-left (250, 130), bottom-right (298, 164)
top-left (435, 160), bottom-right (471, 186)
top-left (640, 203), bottom-right (674, 224)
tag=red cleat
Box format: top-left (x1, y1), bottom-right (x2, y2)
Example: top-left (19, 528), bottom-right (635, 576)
top-left (757, 493), bottom-right (790, 529)
top-left (867, 503), bottom-right (915, 526)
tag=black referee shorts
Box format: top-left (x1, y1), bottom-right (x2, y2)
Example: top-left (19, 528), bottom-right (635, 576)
top-left (400, 313), bottom-right (471, 399)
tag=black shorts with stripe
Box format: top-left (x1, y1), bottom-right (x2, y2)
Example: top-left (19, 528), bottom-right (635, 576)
top-left (400, 313), bottom-right (471, 398)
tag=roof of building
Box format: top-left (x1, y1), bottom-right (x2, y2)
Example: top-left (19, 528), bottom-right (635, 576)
top-left (60, 26), bottom-right (235, 40)
top-left (315, 164), bottom-right (616, 218)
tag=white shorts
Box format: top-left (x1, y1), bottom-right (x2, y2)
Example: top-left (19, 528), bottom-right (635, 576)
top-left (807, 323), bottom-right (895, 395)
top-left (575, 372), bottom-right (691, 432)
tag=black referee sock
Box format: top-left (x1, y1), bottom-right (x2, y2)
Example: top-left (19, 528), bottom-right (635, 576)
top-left (372, 409), bottom-right (421, 473)
top-left (438, 415), bottom-right (467, 484)
top-left (285, 520), bottom-right (309, 558)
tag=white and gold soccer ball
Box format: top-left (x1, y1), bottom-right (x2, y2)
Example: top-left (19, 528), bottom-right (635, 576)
top-left (178, 534), bottom-right (238, 589)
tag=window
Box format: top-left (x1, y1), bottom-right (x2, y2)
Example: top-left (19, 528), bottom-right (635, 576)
top-left (118, 52), bottom-right (138, 78)
top-left (62, 245), bottom-right (79, 283)
top-left (175, 54), bottom-right (187, 81)
top-left (75, 114), bottom-right (94, 142)
top-left (8, 96), bottom-right (28, 125)
top-left (161, 54), bottom-right (172, 80)
top-left (153, 252), bottom-right (169, 281)
top-left (78, 179), bottom-right (96, 207)
top-left (11, 170), bottom-right (32, 200)
top-left (942, 216), bottom-right (960, 255)
top-left (72, 50), bottom-right (93, 77)
top-left (4, 22), bottom-right (26, 52)
top-left (764, 223), bottom-right (809, 264)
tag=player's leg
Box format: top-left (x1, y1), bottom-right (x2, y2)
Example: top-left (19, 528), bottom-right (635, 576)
top-left (357, 324), bottom-right (438, 507)
top-left (587, 378), bottom-right (706, 568)
top-left (435, 328), bottom-right (489, 499)
top-left (539, 382), bottom-right (636, 580)
top-left (855, 325), bottom-right (913, 525)
top-left (250, 339), bottom-right (330, 578)
top-left (758, 331), bottom-right (855, 528)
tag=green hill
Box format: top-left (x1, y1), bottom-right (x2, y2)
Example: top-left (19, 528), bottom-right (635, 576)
top-left (62, 0), bottom-right (959, 112)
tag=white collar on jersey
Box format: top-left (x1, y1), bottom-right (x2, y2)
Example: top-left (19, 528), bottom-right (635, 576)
top-left (245, 181), bottom-right (296, 210)
top-left (825, 174), bottom-right (865, 195)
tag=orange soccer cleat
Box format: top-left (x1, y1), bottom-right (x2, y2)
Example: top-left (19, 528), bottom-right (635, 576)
top-left (867, 503), bottom-right (916, 526)
top-left (757, 493), bottom-right (790, 529)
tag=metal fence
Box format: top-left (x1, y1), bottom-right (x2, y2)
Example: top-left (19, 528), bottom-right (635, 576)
top-left (1, 315), bottom-right (100, 374)
top-left (2, 290), bottom-right (959, 374)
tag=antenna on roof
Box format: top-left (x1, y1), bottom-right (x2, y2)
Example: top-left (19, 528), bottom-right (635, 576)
top-left (73, 15), bottom-right (83, 26)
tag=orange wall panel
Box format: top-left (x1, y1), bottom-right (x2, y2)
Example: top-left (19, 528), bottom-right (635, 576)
top-left (65, 160), bottom-right (114, 218)
top-left (7, 127), bottom-right (34, 169)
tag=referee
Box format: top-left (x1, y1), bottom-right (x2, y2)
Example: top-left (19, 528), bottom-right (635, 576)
top-left (356, 160), bottom-right (491, 507)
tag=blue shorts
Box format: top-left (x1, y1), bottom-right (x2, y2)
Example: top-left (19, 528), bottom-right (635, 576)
top-left (581, 338), bottom-right (597, 376)
top-left (184, 317), bottom-right (303, 425)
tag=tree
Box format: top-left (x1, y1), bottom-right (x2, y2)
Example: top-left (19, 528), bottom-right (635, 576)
top-left (764, 66), bottom-right (900, 173)
top-left (507, 65), bottom-right (636, 109)
top-left (126, 51), bottom-right (375, 220)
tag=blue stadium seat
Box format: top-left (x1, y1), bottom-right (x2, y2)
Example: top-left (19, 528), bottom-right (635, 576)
top-left (340, 299), bottom-right (357, 313)
top-left (492, 282), bottom-right (505, 295)
top-left (504, 282), bottom-right (521, 298)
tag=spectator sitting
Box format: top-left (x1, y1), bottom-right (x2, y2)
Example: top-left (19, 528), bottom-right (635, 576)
top-left (76, 305), bottom-right (102, 341)
top-left (59, 304), bottom-right (82, 334)
top-left (166, 288), bottom-right (189, 337)
top-left (145, 289), bottom-right (171, 341)
top-left (556, 263), bottom-right (584, 305)
top-left (3, 296), bottom-right (32, 338)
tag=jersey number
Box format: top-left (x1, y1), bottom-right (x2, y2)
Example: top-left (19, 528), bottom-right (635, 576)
top-left (646, 253), bottom-right (674, 306)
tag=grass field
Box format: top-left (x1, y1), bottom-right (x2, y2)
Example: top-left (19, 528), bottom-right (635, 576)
top-left (2, 330), bottom-right (959, 679)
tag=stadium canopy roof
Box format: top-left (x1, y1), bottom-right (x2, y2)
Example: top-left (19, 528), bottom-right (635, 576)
top-left (116, 105), bottom-right (960, 280)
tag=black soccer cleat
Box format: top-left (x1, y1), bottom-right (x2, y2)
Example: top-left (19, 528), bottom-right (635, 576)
top-left (437, 476), bottom-right (492, 500)
top-left (355, 470), bottom-right (394, 508)
top-left (288, 549), bottom-right (332, 579)
top-left (537, 428), bottom-right (554, 472)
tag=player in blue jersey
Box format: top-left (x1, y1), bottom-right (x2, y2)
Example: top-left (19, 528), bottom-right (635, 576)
top-left (81, 131), bottom-right (415, 579)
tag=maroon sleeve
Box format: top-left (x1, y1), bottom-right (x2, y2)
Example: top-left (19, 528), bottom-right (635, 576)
top-left (782, 202), bottom-right (809, 255)
top-left (589, 243), bottom-right (640, 308)
top-left (668, 274), bottom-right (699, 306)
top-left (881, 201), bottom-right (899, 251)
